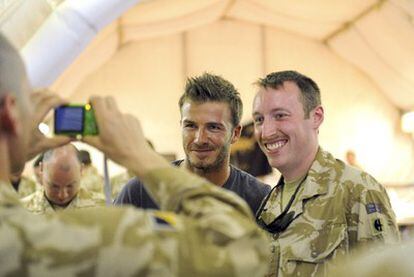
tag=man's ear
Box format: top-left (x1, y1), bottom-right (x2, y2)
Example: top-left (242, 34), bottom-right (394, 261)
top-left (311, 106), bottom-right (324, 129)
top-left (0, 94), bottom-right (19, 136)
top-left (231, 124), bottom-right (242, 144)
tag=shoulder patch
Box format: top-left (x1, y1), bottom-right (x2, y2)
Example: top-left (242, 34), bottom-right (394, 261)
top-left (152, 211), bottom-right (177, 231)
top-left (371, 217), bottom-right (384, 235)
top-left (365, 203), bottom-right (383, 214)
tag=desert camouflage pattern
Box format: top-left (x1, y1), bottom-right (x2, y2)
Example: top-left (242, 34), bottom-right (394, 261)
top-left (81, 165), bottom-right (104, 194)
top-left (0, 167), bottom-right (269, 276)
top-left (15, 176), bottom-right (40, 198)
top-left (21, 187), bottom-right (105, 214)
top-left (257, 148), bottom-right (399, 277)
top-left (110, 170), bottom-right (133, 199)
top-left (331, 238), bottom-right (414, 277)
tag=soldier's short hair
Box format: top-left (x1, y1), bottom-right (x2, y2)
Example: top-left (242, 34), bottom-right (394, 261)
top-left (256, 70), bottom-right (321, 118)
top-left (178, 73), bottom-right (243, 127)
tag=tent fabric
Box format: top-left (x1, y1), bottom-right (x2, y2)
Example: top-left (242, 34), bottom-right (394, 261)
top-left (2, 0), bottom-right (412, 110)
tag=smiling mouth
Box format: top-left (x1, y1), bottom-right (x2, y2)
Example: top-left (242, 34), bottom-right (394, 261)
top-left (264, 139), bottom-right (287, 152)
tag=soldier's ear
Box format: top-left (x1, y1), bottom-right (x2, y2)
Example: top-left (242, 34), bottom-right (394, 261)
top-left (231, 124), bottom-right (242, 144)
top-left (0, 94), bottom-right (19, 136)
top-left (311, 106), bottom-right (324, 129)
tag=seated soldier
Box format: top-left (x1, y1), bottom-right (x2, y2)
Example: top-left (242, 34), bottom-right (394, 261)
top-left (21, 144), bottom-right (104, 214)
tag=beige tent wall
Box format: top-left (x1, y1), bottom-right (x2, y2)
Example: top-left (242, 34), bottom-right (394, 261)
top-left (68, 19), bottom-right (413, 184)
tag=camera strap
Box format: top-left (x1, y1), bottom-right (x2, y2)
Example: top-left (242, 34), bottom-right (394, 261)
top-left (103, 154), bottom-right (112, 206)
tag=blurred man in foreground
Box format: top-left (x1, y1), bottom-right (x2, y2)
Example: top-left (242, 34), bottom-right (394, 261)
top-left (0, 34), bottom-right (268, 276)
top-left (22, 144), bottom-right (104, 214)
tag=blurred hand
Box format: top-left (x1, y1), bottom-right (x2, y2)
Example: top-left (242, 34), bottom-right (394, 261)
top-left (26, 90), bottom-right (72, 160)
top-left (83, 96), bottom-right (168, 176)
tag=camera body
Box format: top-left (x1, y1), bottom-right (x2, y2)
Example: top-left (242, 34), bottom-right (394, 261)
top-left (54, 104), bottom-right (98, 136)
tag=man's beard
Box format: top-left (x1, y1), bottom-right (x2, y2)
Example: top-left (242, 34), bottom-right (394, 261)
top-left (186, 144), bottom-right (230, 174)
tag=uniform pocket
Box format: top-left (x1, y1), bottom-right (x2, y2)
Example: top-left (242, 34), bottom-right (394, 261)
top-left (281, 224), bottom-right (347, 275)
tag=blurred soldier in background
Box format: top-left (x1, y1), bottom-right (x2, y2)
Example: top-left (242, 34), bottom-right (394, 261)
top-left (32, 153), bottom-right (43, 185)
top-left (79, 149), bottom-right (104, 194)
top-left (22, 144), bottom-right (104, 214)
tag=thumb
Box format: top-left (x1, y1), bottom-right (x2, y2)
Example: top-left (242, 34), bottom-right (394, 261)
top-left (82, 136), bottom-right (103, 151)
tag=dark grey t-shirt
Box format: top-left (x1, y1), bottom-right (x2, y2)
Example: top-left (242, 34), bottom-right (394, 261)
top-left (114, 160), bottom-right (271, 214)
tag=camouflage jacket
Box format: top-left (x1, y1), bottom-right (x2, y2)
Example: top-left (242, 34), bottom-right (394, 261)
top-left (0, 167), bottom-right (269, 276)
top-left (13, 176), bottom-right (39, 198)
top-left (21, 187), bottom-right (105, 214)
top-left (81, 166), bottom-right (104, 194)
top-left (256, 148), bottom-right (400, 277)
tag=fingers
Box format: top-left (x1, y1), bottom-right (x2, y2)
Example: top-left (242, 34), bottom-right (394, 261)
top-left (30, 90), bottom-right (68, 125)
top-left (26, 135), bottom-right (73, 161)
top-left (82, 136), bottom-right (103, 151)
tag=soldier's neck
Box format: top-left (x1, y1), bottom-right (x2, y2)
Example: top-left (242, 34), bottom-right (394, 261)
top-left (184, 160), bottom-right (231, 187)
top-left (282, 146), bottom-right (319, 182)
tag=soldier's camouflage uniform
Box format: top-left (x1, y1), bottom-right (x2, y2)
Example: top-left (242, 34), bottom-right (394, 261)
top-left (0, 167), bottom-right (269, 276)
top-left (257, 148), bottom-right (400, 276)
top-left (331, 238), bottom-right (414, 277)
top-left (15, 176), bottom-right (40, 198)
top-left (21, 187), bottom-right (105, 214)
top-left (81, 165), bottom-right (104, 194)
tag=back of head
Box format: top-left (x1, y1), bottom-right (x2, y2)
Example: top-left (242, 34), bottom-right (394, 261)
top-left (256, 70), bottom-right (321, 118)
top-left (179, 73), bottom-right (243, 127)
top-left (0, 33), bottom-right (28, 107)
top-left (0, 34), bottom-right (31, 175)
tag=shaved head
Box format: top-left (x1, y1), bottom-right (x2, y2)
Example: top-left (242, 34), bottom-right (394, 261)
top-left (42, 144), bottom-right (83, 207)
top-left (0, 33), bottom-right (28, 105)
top-left (0, 34), bottom-right (32, 175)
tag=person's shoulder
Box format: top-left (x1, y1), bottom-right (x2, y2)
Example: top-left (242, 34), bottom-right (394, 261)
top-left (230, 166), bottom-right (271, 191)
top-left (319, 149), bottom-right (387, 197)
top-left (77, 188), bottom-right (106, 205)
top-left (21, 189), bottom-right (42, 204)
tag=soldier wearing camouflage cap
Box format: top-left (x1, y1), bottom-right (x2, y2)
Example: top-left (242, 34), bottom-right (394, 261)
top-left (252, 70), bottom-right (399, 276)
top-left (0, 34), bottom-right (268, 276)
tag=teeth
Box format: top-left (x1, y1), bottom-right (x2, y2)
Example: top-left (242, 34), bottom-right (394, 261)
top-left (265, 140), bottom-right (286, 151)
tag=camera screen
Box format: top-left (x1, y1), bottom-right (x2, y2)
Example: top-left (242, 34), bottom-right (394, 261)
top-left (55, 106), bottom-right (84, 133)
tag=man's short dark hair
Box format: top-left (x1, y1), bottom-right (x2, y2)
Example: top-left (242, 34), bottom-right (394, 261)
top-left (256, 70), bottom-right (321, 118)
top-left (179, 73), bottom-right (243, 127)
top-left (78, 150), bottom-right (92, 165)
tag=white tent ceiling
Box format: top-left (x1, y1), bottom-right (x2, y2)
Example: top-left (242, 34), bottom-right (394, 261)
top-left (2, 0), bottom-right (413, 110)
